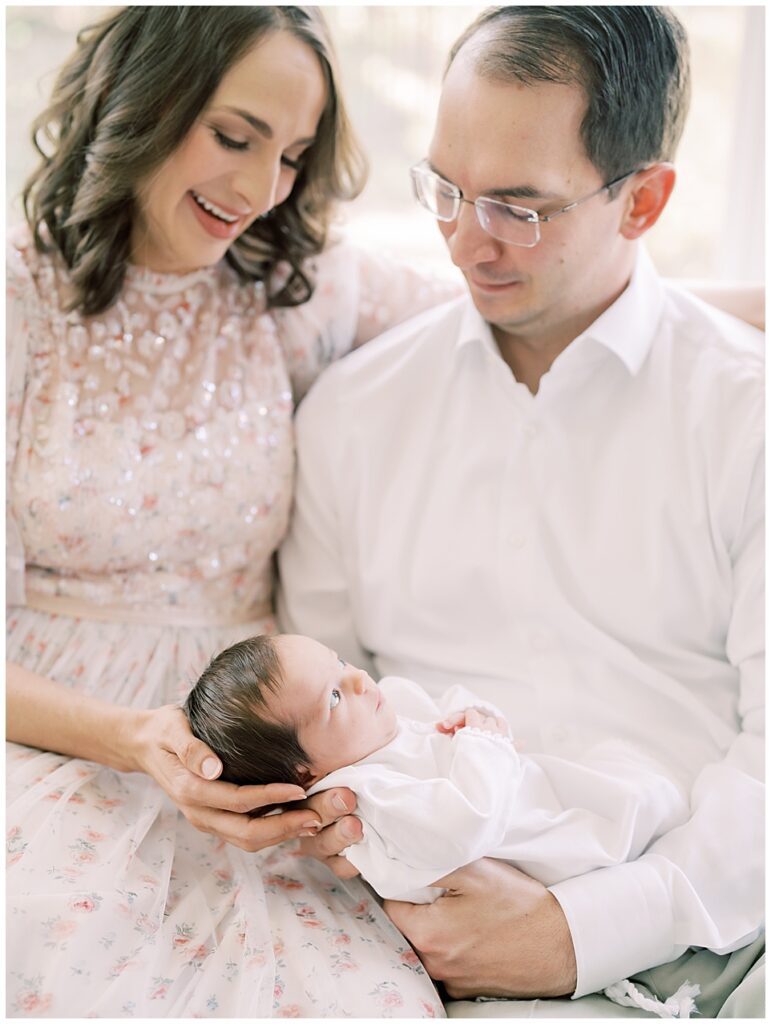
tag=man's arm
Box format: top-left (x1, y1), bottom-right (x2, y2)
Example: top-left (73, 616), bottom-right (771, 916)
top-left (277, 368), bottom-right (373, 673)
top-left (388, 427), bottom-right (764, 1000)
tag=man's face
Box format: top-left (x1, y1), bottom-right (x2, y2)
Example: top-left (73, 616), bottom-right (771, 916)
top-left (272, 635), bottom-right (399, 784)
top-left (428, 51), bottom-right (635, 348)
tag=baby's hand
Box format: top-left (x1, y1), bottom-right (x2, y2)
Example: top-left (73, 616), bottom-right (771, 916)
top-left (436, 707), bottom-right (510, 737)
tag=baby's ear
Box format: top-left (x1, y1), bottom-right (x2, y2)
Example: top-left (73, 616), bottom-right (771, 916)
top-left (295, 765), bottom-right (318, 789)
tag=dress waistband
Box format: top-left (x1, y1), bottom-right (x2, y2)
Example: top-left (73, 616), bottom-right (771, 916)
top-left (23, 589), bottom-right (274, 629)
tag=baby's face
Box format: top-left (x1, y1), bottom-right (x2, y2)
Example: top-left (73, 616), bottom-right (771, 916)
top-left (272, 635), bottom-right (399, 784)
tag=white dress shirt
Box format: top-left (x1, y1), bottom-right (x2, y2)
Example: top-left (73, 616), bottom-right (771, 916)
top-left (278, 248), bottom-right (764, 998)
top-left (305, 676), bottom-right (688, 906)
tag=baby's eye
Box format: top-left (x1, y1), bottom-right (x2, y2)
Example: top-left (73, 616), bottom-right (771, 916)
top-left (329, 688), bottom-right (341, 710)
top-left (338, 657), bottom-right (346, 668)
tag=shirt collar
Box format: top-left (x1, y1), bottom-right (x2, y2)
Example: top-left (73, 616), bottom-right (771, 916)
top-left (454, 245), bottom-right (665, 377)
top-left (575, 245), bottom-right (664, 376)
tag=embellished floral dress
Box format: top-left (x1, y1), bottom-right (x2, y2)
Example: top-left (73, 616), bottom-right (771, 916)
top-left (6, 225), bottom-right (454, 1019)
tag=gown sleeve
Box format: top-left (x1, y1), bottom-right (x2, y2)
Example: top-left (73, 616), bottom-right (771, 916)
top-left (6, 236), bottom-right (37, 606)
top-left (308, 727), bottom-right (520, 903)
top-left (273, 239), bottom-right (461, 403)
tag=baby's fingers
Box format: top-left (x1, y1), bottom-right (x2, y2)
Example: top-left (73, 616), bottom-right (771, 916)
top-left (436, 710), bottom-right (467, 734)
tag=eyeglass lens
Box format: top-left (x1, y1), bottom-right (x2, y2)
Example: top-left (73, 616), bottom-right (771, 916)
top-left (412, 166), bottom-right (540, 247)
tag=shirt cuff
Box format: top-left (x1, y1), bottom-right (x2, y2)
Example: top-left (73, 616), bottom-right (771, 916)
top-left (549, 858), bottom-right (676, 998)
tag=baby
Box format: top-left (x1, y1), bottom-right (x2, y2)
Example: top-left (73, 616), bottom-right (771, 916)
top-left (184, 633), bottom-right (689, 900)
top-left (185, 633), bottom-right (700, 1017)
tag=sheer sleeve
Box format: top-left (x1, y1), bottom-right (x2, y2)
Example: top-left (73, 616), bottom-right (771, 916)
top-left (6, 235), bottom-right (37, 606)
top-left (273, 239), bottom-right (461, 403)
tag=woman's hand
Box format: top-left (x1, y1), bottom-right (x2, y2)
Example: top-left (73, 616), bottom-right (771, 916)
top-left (131, 704), bottom-right (323, 852)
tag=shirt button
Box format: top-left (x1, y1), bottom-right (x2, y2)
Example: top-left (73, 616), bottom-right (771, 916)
top-left (523, 423), bottom-right (538, 440)
top-left (553, 725), bottom-right (569, 743)
top-left (508, 531), bottom-right (527, 548)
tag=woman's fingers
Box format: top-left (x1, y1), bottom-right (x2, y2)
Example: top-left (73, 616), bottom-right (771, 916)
top-left (187, 804), bottom-right (321, 852)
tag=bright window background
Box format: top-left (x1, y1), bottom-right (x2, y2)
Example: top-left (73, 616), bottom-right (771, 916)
top-left (6, 5), bottom-right (764, 281)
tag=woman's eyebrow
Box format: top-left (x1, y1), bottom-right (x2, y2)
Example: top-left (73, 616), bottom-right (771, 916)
top-left (218, 105), bottom-right (316, 147)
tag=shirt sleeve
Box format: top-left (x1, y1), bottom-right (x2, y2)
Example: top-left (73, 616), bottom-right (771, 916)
top-left (317, 728), bottom-right (520, 902)
top-left (550, 410), bottom-right (765, 998)
top-left (276, 365), bottom-right (374, 671)
top-left (6, 238), bottom-right (34, 606)
top-left (273, 239), bottom-right (461, 403)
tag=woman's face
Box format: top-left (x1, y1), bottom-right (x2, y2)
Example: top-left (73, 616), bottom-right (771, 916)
top-left (131, 29), bottom-right (327, 274)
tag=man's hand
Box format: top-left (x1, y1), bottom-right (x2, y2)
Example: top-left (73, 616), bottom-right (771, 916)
top-left (385, 859), bottom-right (577, 999)
top-left (297, 787), bottom-right (363, 878)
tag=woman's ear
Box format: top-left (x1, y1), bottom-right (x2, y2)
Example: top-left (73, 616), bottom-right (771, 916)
top-left (620, 163), bottom-right (676, 240)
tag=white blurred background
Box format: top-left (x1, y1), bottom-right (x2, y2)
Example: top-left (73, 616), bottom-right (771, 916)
top-left (6, 5), bottom-right (765, 281)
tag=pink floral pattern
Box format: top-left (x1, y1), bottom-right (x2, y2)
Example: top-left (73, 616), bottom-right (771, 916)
top-left (6, 227), bottom-right (453, 1017)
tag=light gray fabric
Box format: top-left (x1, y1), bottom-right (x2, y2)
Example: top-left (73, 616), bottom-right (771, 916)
top-left (445, 937), bottom-right (765, 1019)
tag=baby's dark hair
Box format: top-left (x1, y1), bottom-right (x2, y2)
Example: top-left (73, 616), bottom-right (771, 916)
top-left (184, 635), bottom-right (313, 790)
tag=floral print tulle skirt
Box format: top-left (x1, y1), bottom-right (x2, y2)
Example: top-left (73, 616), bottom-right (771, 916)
top-left (6, 608), bottom-right (444, 1018)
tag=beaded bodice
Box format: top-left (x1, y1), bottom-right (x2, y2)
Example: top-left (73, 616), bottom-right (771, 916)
top-left (7, 229), bottom-right (456, 624)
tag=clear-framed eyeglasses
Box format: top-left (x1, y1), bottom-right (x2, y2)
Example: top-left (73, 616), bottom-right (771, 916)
top-left (409, 160), bottom-right (640, 248)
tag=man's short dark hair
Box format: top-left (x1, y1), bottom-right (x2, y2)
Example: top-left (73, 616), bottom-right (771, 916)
top-left (184, 635), bottom-right (313, 793)
top-left (448, 6), bottom-right (691, 186)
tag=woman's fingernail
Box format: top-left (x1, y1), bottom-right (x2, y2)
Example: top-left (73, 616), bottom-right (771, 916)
top-left (332, 794), bottom-right (349, 812)
top-left (302, 821), bottom-right (321, 832)
top-left (202, 757), bottom-right (221, 779)
top-left (299, 829), bottom-right (318, 838)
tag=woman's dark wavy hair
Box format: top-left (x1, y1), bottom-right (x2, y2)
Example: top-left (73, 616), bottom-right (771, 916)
top-left (23, 6), bottom-right (367, 316)
top-left (448, 6), bottom-right (691, 188)
top-left (184, 635), bottom-right (314, 800)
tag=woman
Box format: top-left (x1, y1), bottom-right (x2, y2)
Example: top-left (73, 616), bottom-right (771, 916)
top-left (6, 7), bottom-right (451, 1017)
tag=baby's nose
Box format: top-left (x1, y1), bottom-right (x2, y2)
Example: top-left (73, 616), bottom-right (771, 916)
top-left (351, 672), bottom-right (366, 696)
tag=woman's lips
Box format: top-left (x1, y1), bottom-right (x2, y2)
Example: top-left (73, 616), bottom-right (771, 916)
top-left (187, 191), bottom-right (245, 240)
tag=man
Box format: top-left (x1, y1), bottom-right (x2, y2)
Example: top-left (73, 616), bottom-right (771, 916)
top-left (279, 6), bottom-right (764, 1017)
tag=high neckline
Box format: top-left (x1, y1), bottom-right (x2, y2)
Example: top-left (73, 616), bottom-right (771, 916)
top-left (124, 261), bottom-right (220, 294)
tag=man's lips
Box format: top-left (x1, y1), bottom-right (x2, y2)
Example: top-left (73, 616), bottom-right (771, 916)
top-left (468, 276), bottom-right (525, 293)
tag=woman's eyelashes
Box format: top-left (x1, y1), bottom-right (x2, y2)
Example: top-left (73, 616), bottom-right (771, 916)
top-left (211, 128), bottom-right (248, 152)
top-left (329, 688), bottom-right (341, 710)
top-left (210, 126), bottom-right (305, 170)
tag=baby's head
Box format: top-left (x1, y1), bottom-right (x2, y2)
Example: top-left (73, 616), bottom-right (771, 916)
top-left (184, 634), bottom-right (398, 789)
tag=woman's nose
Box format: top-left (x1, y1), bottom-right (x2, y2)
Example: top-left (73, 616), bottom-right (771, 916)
top-left (233, 160), bottom-right (283, 219)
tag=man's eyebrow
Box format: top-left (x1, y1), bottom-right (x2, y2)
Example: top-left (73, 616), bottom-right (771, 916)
top-left (219, 106), bottom-right (316, 147)
top-left (427, 160), bottom-right (561, 202)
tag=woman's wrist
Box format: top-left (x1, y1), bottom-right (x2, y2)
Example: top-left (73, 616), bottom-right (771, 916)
top-left (111, 705), bottom-right (153, 774)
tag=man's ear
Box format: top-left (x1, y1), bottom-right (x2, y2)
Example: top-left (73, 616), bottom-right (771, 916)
top-left (619, 163), bottom-right (676, 240)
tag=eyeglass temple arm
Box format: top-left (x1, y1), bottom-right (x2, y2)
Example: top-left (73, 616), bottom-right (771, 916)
top-left (539, 168), bottom-right (640, 224)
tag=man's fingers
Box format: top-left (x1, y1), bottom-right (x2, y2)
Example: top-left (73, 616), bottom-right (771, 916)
top-left (300, 814), bottom-right (362, 858)
top-left (383, 897), bottom-right (424, 937)
top-left (302, 787), bottom-right (357, 827)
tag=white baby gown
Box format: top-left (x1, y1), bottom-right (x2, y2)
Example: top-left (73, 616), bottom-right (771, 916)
top-left (307, 676), bottom-right (689, 903)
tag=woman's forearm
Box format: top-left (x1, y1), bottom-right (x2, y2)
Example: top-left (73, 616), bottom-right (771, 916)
top-left (682, 280), bottom-right (765, 331)
top-left (6, 661), bottom-right (147, 772)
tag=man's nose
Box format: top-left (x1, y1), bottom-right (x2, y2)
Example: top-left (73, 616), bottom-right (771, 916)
top-left (445, 201), bottom-right (500, 270)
